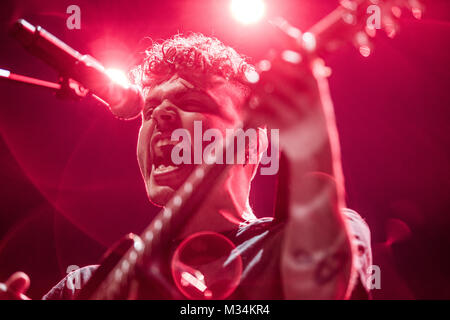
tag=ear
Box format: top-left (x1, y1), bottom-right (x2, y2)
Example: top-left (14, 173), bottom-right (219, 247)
top-left (256, 127), bottom-right (268, 161)
top-left (246, 127), bottom-right (268, 180)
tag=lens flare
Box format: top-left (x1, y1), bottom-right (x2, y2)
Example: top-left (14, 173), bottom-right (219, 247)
top-left (230, 0), bottom-right (266, 25)
top-left (106, 68), bottom-right (130, 87)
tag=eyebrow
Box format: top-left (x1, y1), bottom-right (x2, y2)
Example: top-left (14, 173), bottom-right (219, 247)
top-left (144, 83), bottom-right (219, 110)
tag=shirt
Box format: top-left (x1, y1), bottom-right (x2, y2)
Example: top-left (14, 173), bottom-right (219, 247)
top-left (43, 208), bottom-right (372, 300)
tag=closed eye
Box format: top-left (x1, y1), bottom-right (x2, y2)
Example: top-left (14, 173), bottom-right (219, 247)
top-left (143, 107), bottom-right (155, 120)
top-left (143, 98), bottom-right (160, 120)
top-left (178, 99), bottom-right (207, 111)
top-left (176, 93), bottom-right (218, 114)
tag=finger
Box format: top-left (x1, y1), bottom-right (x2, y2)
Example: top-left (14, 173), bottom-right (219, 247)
top-left (244, 94), bottom-right (278, 126)
top-left (254, 73), bottom-right (319, 122)
top-left (257, 58), bottom-right (318, 94)
top-left (5, 272), bottom-right (30, 294)
top-left (261, 73), bottom-right (318, 111)
top-left (253, 93), bottom-right (303, 130)
top-left (255, 57), bottom-right (306, 82)
top-left (271, 55), bottom-right (310, 78)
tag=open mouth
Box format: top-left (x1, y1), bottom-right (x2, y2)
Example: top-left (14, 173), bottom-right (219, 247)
top-left (150, 135), bottom-right (192, 185)
top-left (153, 137), bottom-right (180, 176)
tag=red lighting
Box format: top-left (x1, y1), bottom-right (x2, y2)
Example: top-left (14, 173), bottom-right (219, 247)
top-left (106, 68), bottom-right (130, 87)
top-left (230, 0), bottom-right (266, 25)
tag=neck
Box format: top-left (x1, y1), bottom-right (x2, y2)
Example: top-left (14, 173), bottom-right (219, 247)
top-left (175, 184), bottom-right (255, 240)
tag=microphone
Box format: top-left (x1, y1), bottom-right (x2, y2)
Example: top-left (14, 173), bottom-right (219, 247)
top-left (10, 19), bottom-right (144, 119)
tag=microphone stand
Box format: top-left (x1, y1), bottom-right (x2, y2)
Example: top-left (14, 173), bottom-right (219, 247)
top-left (0, 68), bottom-right (109, 106)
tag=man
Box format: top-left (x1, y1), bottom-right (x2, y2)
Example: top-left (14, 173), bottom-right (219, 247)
top-left (1, 32), bottom-right (372, 299)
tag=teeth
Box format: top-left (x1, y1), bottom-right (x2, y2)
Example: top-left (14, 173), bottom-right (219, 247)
top-left (156, 138), bottom-right (176, 148)
top-left (154, 164), bottom-right (179, 175)
top-left (150, 137), bottom-right (180, 175)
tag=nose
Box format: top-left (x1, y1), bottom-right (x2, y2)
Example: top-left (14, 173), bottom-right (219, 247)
top-left (153, 100), bottom-right (178, 129)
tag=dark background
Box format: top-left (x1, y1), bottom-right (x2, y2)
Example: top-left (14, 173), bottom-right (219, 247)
top-left (0, 0), bottom-right (449, 299)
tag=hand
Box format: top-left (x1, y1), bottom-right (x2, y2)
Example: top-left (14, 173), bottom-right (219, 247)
top-left (246, 52), bottom-right (333, 163)
top-left (0, 272), bottom-right (31, 300)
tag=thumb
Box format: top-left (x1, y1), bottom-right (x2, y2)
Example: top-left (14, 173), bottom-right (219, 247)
top-left (5, 272), bottom-right (30, 295)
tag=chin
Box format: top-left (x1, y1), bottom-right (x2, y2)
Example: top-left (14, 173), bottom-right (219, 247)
top-left (143, 162), bottom-right (196, 207)
top-left (147, 182), bottom-right (175, 207)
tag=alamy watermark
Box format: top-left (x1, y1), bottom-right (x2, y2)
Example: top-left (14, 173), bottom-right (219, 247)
top-left (66, 5), bottom-right (81, 30)
top-left (65, 4), bottom-right (382, 31)
top-left (66, 265), bottom-right (81, 289)
top-left (367, 4), bottom-right (382, 30)
top-left (169, 121), bottom-right (280, 175)
top-left (366, 264), bottom-right (381, 290)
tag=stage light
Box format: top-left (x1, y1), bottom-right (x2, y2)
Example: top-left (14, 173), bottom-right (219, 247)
top-left (230, 0), bottom-right (266, 25)
top-left (0, 68), bottom-right (11, 77)
top-left (106, 68), bottom-right (130, 87)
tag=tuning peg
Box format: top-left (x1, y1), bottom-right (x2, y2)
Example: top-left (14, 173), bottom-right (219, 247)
top-left (411, 7), bottom-right (423, 20)
top-left (354, 31), bottom-right (373, 57)
top-left (339, 0), bottom-right (357, 11)
top-left (281, 50), bottom-right (303, 64)
top-left (359, 45), bottom-right (372, 58)
top-left (301, 32), bottom-right (317, 52)
top-left (408, 0), bottom-right (424, 20)
top-left (391, 6), bottom-right (402, 18)
top-left (311, 58), bottom-right (332, 78)
top-left (365, 25), bottom-right (377, 38)
top-left (383, 15), bottom-right (400, 39)
top-left (340, 0), bottom-right (358, 27)
top-left (342, 11), bottom-right (356, 26)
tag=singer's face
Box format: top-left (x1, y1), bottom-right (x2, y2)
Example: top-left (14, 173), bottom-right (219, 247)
top-left (137, 73), bottom-right (247, 206)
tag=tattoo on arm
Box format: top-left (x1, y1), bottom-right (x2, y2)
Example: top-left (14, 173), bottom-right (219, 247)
top-left (314, 250), bottom-right (349, 285)
top-left (282, 230), bottom-right (353, 299)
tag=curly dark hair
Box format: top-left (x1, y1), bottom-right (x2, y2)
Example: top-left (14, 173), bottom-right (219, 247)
top-left (129, 33), bottom-right (254, 89)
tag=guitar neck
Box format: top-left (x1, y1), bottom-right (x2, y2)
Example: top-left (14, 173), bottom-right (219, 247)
top-left (90, 131), bottom-right (240, 299)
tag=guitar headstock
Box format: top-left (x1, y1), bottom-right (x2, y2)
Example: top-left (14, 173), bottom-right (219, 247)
top-left (272, 0), bottom-right (425, 59)
top-left (340, 0), bottom-right (425, 57)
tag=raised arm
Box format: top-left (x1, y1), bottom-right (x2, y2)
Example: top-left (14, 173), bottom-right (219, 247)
top-left (248, 54), bottom-right (356, 299)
